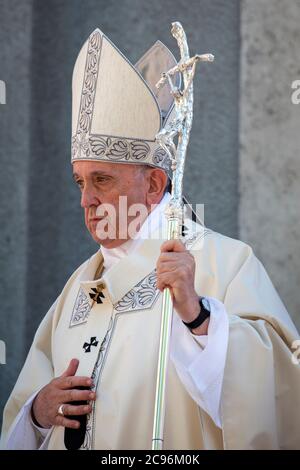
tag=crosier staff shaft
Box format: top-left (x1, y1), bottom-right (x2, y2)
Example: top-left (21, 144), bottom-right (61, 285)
top-left (151, 21), bottom-right (214, 451)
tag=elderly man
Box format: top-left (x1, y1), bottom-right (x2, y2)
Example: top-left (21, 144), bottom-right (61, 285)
top-left (1, 28), bottom-right (300, 450)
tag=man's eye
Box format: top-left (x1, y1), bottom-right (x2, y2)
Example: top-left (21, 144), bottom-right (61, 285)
top-left (96, 177), bottom-right (108, 184)
top-left (75, 180), bottom-right (84, 189)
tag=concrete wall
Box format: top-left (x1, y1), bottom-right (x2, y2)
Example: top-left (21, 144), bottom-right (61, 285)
top-left (0, 0), bottom-right (33, 419)
top-left (239, 0), bottom-right (300, 328)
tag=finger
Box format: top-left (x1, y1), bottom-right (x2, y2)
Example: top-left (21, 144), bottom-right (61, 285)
top-left (158, 252), bottom-right (183, 263)
top-left (156, 272), bottom-right (178, 291)
top-left (55, 414), bottom-right (81, 429)
top-left (61, 358), bottom-right (79, 378)
top-left (64, 389), bottom-right (96, 403)
top-left (157, 254), bottom-right (193, 274)
top-left (160, 239), bottom-right (186, 253)
top-left (158, 251), bottom-right (189, 262)
top-left (59, 375), bottom-right (93, 390)
top-left (156, 261), bottom-right (179, 275)
top-left (62, 404), bottom-right (92, 417)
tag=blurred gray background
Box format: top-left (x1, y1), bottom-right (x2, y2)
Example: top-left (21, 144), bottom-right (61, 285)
top-left (0, 0), bottom-right (299, 427)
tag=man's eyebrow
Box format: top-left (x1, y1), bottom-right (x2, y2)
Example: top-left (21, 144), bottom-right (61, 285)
top-left (72, 171), bottom-right (114, 179)
top-left (90, 171), bottom-right (113, 177)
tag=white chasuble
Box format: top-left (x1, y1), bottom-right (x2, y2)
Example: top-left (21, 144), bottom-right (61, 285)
top-left (1, 224), bottom-right (300, 449)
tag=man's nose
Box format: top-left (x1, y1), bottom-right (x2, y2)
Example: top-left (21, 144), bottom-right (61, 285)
top-left (80, 184), bottom-right (100, 208)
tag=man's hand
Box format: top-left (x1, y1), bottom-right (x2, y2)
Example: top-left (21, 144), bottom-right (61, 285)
top-left (156, 239), bottom-right (209, 335)
top-left (31, 358), bottom-right (95, 429)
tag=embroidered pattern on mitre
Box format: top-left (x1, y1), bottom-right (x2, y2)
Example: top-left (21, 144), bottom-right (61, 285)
top-left (71, 28), bottom-right (179, 171)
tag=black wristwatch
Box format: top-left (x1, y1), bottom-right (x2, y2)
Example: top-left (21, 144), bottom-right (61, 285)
top-left (182, 297), bottom-right (211, 331)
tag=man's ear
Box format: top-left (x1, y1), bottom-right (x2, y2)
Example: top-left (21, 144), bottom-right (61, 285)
top-left (145, 168), bottom-right (168, 205)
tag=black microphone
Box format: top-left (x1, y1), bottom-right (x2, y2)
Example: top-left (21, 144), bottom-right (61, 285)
top-left (64, 385), bottom-right (91, 450)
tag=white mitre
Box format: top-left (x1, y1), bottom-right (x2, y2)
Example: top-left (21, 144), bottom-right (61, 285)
top-left (71, 28), bottom-right (180, 172)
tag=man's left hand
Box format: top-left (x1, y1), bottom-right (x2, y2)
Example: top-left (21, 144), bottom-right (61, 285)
top-left (156, 239), bottom-right (209, 335)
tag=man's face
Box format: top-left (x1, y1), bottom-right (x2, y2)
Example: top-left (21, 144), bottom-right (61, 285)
top-left (73, 161), bottom-right (149, 248)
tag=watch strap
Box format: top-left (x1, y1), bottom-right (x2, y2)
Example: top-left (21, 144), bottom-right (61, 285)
top-left (182, 297), bottom-right (210, 330)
